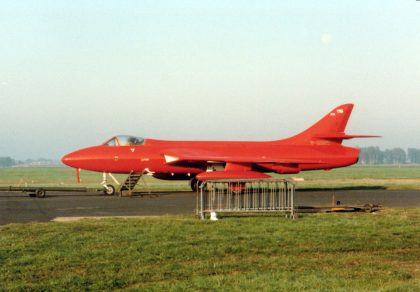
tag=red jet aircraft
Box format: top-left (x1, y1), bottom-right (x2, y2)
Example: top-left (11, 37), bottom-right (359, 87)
top-left (62, 104), bottom-right (377, 194)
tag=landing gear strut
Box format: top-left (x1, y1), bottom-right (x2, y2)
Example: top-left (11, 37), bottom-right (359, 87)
top-left (101, 173), bottom-right (118, 196)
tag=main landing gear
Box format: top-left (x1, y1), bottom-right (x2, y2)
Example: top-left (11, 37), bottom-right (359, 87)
top-left (190, 177), bottom-right (203, 192)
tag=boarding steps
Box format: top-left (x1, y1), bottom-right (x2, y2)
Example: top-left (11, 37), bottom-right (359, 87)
top-left (119, 172), bottom-right (143, 197)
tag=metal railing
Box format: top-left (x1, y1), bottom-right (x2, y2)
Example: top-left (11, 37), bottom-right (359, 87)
top-left (197, 179), bottom-right (295, 219)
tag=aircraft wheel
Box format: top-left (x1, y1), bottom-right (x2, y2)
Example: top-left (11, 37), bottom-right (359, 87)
top-left (36, 188), bottom-right (46, 198)
top-left (190, 178), bottom-right (204, 192)
top-left (190, 178), bottom-right (198, 192)
top-left (104, 185), bottom-right (115, 196)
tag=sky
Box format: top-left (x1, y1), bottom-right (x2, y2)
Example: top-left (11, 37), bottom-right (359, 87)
top-left (0, 0), bottom-right (419, 160)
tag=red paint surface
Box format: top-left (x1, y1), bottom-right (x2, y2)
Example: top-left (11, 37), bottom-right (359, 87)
top-left (62, 104), bottom-right (378, 181)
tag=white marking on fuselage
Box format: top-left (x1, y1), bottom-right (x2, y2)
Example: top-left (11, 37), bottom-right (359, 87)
top-left (130, 148), bottom-right (135, 152)
top-left (337, 109), bottom-right (344, 114)
top-left (164, 155), bottom-right (178, 163)
top-left (330, 112), bottom-right (336, 116)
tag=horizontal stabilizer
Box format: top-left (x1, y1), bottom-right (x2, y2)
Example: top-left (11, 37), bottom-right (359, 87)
top-left (314, 134), bottom-right (381, 140)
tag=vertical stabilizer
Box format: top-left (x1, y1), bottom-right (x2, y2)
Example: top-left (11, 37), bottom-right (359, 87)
top-left (280, 104), bottom-right (354, 145)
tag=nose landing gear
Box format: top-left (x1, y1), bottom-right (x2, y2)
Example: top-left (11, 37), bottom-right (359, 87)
top-left (101, 173), bottom-right (119, 196)
top-left (100, 171), bottom-right (147, 196)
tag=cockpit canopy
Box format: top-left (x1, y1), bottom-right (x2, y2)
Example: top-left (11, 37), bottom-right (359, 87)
top-left (103, 135), bottom-right (145, 146)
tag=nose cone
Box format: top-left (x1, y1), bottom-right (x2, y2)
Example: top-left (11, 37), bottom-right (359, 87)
top-left (61, 151), bottom-right (81, 168)
top-left (61, 146), bottom-right (108, 172)
top-left (61, 147), bottom-right (94, 169)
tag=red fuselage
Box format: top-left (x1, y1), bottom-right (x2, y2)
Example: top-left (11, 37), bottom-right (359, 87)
top-left (62, 139), bottom-right (359, 178)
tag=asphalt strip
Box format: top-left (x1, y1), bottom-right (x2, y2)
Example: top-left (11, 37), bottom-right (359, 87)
top-left (52, 215), bottom-right (161, 222)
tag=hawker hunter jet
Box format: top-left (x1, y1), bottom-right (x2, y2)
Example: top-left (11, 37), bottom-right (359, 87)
top-left (62, 104), bottom-right (378, 194)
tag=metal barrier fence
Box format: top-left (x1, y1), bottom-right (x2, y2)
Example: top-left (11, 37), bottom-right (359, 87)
top-left (197, 179), bottom-right (295, 219)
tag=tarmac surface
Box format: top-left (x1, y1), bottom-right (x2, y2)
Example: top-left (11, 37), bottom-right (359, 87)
top-left (0, 189), bottom-right (419, 225)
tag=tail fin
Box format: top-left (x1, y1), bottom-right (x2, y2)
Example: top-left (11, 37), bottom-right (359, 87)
top-left (281, 104), bottom-right (359, 145)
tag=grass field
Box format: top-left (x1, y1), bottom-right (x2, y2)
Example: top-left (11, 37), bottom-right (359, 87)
top-left (0, 209), bottom-right (419, 290)
top-left (0, 165), bottom-right (419, 190)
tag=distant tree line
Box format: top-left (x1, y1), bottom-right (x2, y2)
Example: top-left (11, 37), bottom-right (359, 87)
top-left (359, 147), bottom-right (420, 165)
top-left (0, 157), bottom-right (57, 167)
top-left (0, 157), bottom-right (15, 167)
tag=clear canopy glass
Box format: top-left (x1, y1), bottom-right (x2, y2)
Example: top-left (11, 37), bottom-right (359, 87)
top-left (103, 135), bottom-right (144, 146)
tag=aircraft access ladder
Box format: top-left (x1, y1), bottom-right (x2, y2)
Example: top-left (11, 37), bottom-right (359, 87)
top-left (119, 172), bottom-right (143, 196)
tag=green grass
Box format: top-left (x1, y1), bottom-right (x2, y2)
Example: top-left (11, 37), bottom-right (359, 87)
top-left (1, 165), bottom-right (420, 190)
top-left (0, 209), bottom-right (419, 290)
top-left (0, 167), bottom-right (190, 191)
top-left (287, 165), bottom-right (420, 190)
